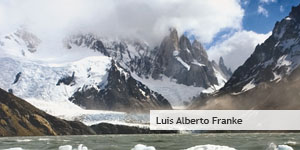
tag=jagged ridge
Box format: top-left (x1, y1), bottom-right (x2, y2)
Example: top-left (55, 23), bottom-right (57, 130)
top-left (69, 60), bottom-right (172, 112)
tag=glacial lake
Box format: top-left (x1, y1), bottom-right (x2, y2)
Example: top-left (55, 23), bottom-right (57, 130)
top-left (0, 133), bottom-right (299, 150)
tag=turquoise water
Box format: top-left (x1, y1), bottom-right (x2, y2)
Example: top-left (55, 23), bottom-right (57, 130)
top-left (0, 133), bottom-right (299, 150)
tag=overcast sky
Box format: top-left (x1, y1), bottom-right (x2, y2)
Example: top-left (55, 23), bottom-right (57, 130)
top-left (0, 0), bottom-right (299, 70)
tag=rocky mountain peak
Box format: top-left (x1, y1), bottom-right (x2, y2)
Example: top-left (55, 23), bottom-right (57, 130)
top-left (169, 28), bottom-right (179, 43)
top-left (15, 29), bottom-right (41, 53)
top-left (192, 39), bottom-right (202, 48)
top-left (178, 35), bottom-right (194, 63)
top-left (289, 4), bottom-right (300, 21)
top-left (0, 28), bottom-right (41, 57)
top-left (179, 35), bottom-right (192, 51)
top-left (192, 40), bottom-right (208, 59)
top-left (219, 57), bottom-right (225, 66)
top-left (160, 28), bottom-right (180, 52)
top-left (218, 57), bottom-right (232, 79)
top-left (152, 28), bottom-right (228, 88)
top-left (65, 34), bottom-right (109, 56)
top-left (218, 3), bottom-right (300, 94)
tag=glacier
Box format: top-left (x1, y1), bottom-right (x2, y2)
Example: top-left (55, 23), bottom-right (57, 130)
top-left (0, 29), bottom-right (229, 125)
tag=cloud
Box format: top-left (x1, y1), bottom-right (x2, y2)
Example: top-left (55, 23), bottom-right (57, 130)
top-left (207, 30), bottom-right (271, 70)
top-left (242, 0), bottom-right (250, 6)
top-left (258, 5), bottom-right (269, 17)
top-left (0, 0), bottom-right (244, 46)
top-left (259, 0), bottom-right (276, 4)
top-left (280, 5), bottom-right (284, 12)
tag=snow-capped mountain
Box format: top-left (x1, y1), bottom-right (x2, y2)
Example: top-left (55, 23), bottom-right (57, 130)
top-left (221, 4), bottom-right (300, 94)
top-left (64, 29), bottom-right (231, 106)
top-left (0, 25), bottom-right (231, 115)
top-left (151, 28), bottom-right (229, 88)
top-left (65, 33), bottom-right (154, 78)
top-left (191, 4), bottom-right (300, 109)
top-left (0, 28), bottom-right (40, 58)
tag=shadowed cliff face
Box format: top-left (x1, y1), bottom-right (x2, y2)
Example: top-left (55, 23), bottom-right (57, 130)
top-left (0, 88), bottom-right (95, 136)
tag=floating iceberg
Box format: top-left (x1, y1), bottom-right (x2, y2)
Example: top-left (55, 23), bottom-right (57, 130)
top-left (131, 144), bottom-right (156, 150)
top-left (185, 144), bottom-right (236, 150)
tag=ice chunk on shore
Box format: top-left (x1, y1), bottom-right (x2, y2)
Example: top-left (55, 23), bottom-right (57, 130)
top-left (185, 144), bottom-right (236, 150)
top-left (277, 145), bottom-right (294, 150)
top-left (77, 144), bottom-right (88, 150)
top-left (58, 145), bottom-right (72, 150)
top-left (4, 148), bottom-right (23, 150)
top-left (266, 143), bottom-right (294, 150)
top-left (16, 139), bottom-right (32, 142)
top-left (131, 144), bottom-right (156, 150)
top-left (58, 144), bottom-right (88, 150)
top-left (284, 141), bottom-right (297, 146)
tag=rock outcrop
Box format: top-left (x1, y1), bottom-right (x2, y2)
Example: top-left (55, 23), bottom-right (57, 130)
top-left (56, 72), bottom-right (75, 86)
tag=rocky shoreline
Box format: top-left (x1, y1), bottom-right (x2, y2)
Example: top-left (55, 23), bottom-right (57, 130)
top-left (90, 123), bottom-right (177, 134)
